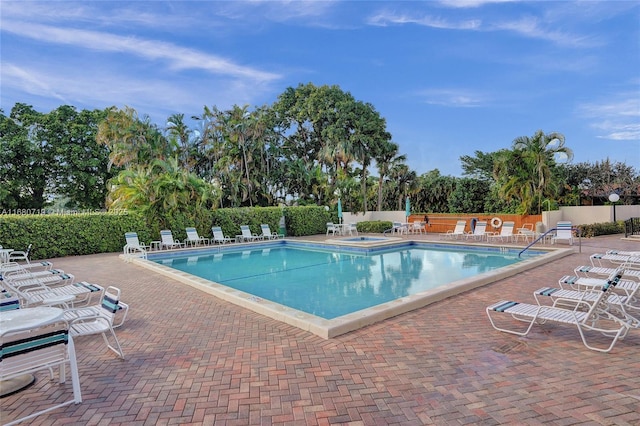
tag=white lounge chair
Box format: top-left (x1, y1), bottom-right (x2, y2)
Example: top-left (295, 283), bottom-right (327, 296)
top-left (160, 230), bottom-right (184, 250)
top-left (392, 222), bottom-right (408, 235)
top-left (7, 244), bottom-right (32, 263)
top-left (442, 220), bottom-right (467, 240)
top-left (123, 232), bottom-right (147, 259)
top-left (466, 221), bottom-right (488, 241)
top-left (487, 221), bottom-right (515, 243)
top-left (185, 227), bottom-right (209, 247)
top-left (410, 221), bottom-right (424, 235)
top-left (0, 313), bottom-right (82, 424)
top-left (211, 227), bottom-right (234, 244)
top-left (261, 224), bottom-right (283, 240)
top-left (515, 223), bottom-right (535, 243)
top-left (574, 265), bottom-right (640, 282)
top-left (239, 225), bottom-right (263, 242)
top-left (533, 284), bottom-right (639, 326)
top-left (1, 262), bottom-right (59, 281)
top-left (487, 270), bottom-right (632, 353)
top-left (4, 268), bottom-right (75, 289)
top-left (551, 221), bottom-right (574, 245)
top-left (559, 274), bottom-right (640, 300)
top-left (590, 252), bottom-right (640, 267)
top-left (3, 276), bottom-right (102, 308)
top-left (65, 286), bottom-right (125, 359)
top-left (0, 260), bottom-right (53, 275)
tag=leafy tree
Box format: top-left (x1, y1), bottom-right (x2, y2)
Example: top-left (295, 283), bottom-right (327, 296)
top-left (414, 170), bottom-right (457, 213)
top-left (494, 130), bottom-right (573, 214)
top-left (373, 141), bottom-right (403, 211)
top-left (106, 157), bottom-right (215, 231)
top-left (45, 106), bottom-right (113, 209)
top-left (388, 163), bottom-right (416, 210)
top-left (448, 178), bottom-right (490, 213)
top-left (269, 83), bottom-right (394, 209)
top-left (459, 150), bottom-right (502, 181)
top-left (97, 106), bottom-right (173, 170)
top-left (0, 104), bottom-right (48, 209)
top-left (556, 159), bottom-right (639, 206)
top-left (0, 104), bottom-right (112, 210)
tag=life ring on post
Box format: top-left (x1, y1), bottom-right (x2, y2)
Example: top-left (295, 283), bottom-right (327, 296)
top-left (490, 217), bottom-right (503, 228)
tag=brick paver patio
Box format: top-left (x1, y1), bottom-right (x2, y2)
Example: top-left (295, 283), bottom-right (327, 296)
top-left (2, 234), bottom-right (639, 425)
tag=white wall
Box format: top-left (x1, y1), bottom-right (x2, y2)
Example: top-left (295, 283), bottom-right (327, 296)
top-left (341, 211), bottom-right (408, 224)
top-left (542, 205), bottom-right (640, 227)
top-left (343, 206), bottom-right (640, 228)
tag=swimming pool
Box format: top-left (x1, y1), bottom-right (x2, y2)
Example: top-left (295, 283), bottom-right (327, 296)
top-left (131, 240), bottom-right (571, 338)
top-left (156, 245), bottom-right (520, 319)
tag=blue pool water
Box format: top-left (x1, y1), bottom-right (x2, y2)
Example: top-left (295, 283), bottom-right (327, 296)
top-left (152, 244), bottom-right (526, 319)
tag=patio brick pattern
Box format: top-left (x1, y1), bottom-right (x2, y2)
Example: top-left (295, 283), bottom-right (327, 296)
top-left (2, 234), bottom-right (639, 425)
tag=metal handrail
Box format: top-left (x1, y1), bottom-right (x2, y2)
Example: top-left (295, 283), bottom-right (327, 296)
top-left (518, 227), bottom-right (581, 257)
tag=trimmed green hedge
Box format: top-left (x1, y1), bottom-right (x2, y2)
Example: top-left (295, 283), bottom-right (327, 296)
top-left (0, 206), bottom-right (341, 260)
top-left (356, 221), bottom-right (393, 233)
top-left (0, 212), bottom-right (147, 260)
top-left (575, 221), bottom-right (625, 238)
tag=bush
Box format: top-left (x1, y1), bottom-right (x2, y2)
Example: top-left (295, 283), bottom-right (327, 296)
top-left (575, 221), bottom-right (625, 238)
top-left (355, 221), bottom-right (393, 233)
top-left (0, 212), bottom-right (147, 260)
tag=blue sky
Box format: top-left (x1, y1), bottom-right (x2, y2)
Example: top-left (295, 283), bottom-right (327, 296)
top-left (2, 0), bottom-right (639, 176)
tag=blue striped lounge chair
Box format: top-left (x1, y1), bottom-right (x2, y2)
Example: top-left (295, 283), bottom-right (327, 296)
top-left (551, 221), bottom-right (573, 245)
top-left (486, 270), bottom-right (631, 353)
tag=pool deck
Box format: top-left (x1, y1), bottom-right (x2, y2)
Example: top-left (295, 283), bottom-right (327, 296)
top-left (3, 233), bottom-right (640, 425)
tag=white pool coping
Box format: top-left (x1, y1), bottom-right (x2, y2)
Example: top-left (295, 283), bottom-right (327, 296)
top-left (125, 240), bottom-right (573, 339)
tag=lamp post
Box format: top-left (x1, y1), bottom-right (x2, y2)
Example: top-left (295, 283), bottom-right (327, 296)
top-left (609, 193), bottom-right (620, 222)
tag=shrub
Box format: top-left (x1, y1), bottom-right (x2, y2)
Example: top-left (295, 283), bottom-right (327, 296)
top-left (355, 221), bottom-right (393, 234)
top-left (575, 221), bottom-right (625, 238)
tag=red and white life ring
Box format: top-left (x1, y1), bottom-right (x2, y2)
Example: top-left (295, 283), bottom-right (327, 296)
top-left (490, 217), bottom-right (503, 228)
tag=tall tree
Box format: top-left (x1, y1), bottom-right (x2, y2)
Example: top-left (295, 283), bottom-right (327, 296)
top-left (495, 130), bottom-right (573, 214)
top-left (374, 142), bottom-right (403, 211)
top-left (0, 104), bottom-right (112, 210)
top-left (0, 104), bottom-right (45, 208)
top-left (270, 83), bottom-right (393, 207)
top-left (97, 106), bottom-right (172, 170)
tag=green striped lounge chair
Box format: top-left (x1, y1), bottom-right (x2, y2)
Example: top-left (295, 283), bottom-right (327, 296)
top-left (559, 275), bottom-right (639, 300)
top-left (1, 315), bottom-right (82, 424)
top-left (486, 270), bottom-right (631, 353)
top-left (574, 265), bottom-right (640, 282)
top-left (64, 286), bottom-right (125, 359)
top-left (532, 286), bottom-right (639, 328)
top-left (123, 232), bottom-right (147, 259)
top-left (0, 291), bottom-right (20, 311)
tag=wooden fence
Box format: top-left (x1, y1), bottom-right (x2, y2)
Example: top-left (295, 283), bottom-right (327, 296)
top-left (407, 213), bottom-right (543, 235)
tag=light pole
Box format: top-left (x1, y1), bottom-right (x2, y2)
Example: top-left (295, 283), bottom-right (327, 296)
top-left (609, 193), bottom-right (620, 222)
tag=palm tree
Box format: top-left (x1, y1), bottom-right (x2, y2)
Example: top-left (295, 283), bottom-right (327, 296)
top-left (497, 130), bottom-right (573, 214)
top-left (374, 142), bottom-right (403, 211)
top-left (97, 107), bottom-right (173, 170)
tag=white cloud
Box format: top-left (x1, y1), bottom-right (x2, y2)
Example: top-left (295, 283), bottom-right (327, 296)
top-left (491, 17), bottom-right (601, 48)
top-left (2, 20), bottom-right (281, 83)
top-left (0, 61), bottom-right (274, 122)
top-left (367, 6), bottom-right (599, 48)
top-left (438, 0), bottom-right (515, 8)
top-left (2, 64), bottom-right (68, 103)
top-left (578, 95), bottom-right (640, 141)
top-left (417, 88), bottom-right (488, 108)
top-left (367, 11), bottom-right (481, 30)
